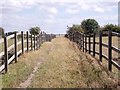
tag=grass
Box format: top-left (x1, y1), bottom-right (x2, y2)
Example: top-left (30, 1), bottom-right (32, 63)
top-left (0, 43), bottom-right (4, 53)
top-left (28, 37), bottom-right (119, 88)
top-left (0, 38), bottom-right (29, 65)
top-left (0, 37), bottom-right (119, 88)
top-left (1, 49), bottom-right (43, 88)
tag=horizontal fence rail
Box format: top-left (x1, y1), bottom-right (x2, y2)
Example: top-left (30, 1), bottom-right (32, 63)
top-left (0, 31), bottom-right (56, 73)
top-left (68, 31), bottom-right (120, 71)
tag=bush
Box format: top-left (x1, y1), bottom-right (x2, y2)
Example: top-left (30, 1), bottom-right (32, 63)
top-left (66, 24), bottom-right (83, 39)
top-left (29, 26), bottom-right (41, 35)
top-left (102, 24), bottom-right (120, 33)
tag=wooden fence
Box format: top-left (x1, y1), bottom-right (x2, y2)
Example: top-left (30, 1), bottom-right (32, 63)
top-left (69, 30), bottom-right (120, 71)
top-left (0, 31), bottom-right (56, 73)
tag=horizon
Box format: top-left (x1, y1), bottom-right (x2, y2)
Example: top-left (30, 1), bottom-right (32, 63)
top-left (0, 0), bottom-right (119, 34)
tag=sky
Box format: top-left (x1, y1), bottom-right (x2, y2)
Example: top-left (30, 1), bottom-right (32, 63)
top-left (0, 0), bottom-right (119, 34)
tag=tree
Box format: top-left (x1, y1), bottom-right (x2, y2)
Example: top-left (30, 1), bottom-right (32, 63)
top-left (81, 19), bottom-right (100, 34)
top-left (67, 24), bottom-right (83, 35)
top-left (102, 24), bottom-right (120, 33)
top-left (29, 26), bottom-right (41, 35)
top-left (0, 27), bottom-right (4, 38)
top-left (66, 24), bottom-right (83, 40)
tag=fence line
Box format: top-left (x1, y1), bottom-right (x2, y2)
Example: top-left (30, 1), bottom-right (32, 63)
top-left (69, 31), bottom-right (120, 71)
top-left (0, 31), bottom-right (56, 73)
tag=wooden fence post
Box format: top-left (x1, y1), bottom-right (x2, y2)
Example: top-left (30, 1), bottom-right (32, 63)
top-left (45, 33), bottom-right (46, 42)
top-left (4, 36), bottom-right (8, 73)
top-left (49, 35), bottom-right (51, 41)
top-left (79, 33), bottom-right (81, 49)
top-left (39, 32), bottom-right (42, 47)
top-left (41, 32), bottom-right (43, 44)
top-left (14, 32), bottom-right (17, 63)
top-left (85, 34), bottom-right (87, 52)
top-left (31, 34), bottom-right (33, 50)
top-left (108, 30), bottom-right (112, 71)
top-left (27, 31), bottom-right (29, 52)
top-left (73, 33), bottom-right (74, 42)
top-left (34, 34), bottom-right (35, 50)
top-left (99, 31), bottom-right (102, 62)
top-left (78, 33), bottom-right (81, 48)
top-left (77, 32), bottom-right (79, 45)
top-left (42, 32), bottom-right (44, 43)
top-left (46, 34), bottom-right (47, 41)
top-left (21, 31), bottom-right (24, 54)
top-left (88, 34), bottom-right (91, 54)
top-left (93, 32), bottom-right (95, 57)
top-left (80, 33), bottom-right (82, 49)
top-left (39, 34), bottom-right (41, 48)
top-left (37, 35), bottom-right (39, 49)
top-left (83, 34), bottom-right (84, 52)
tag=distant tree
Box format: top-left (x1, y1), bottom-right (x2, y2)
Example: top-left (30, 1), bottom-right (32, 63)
top-left (81, 19), bottom-right (100, 34)
top-left (66, 24), bottom-right (83, 40)
top-left (67, 24), bottom-right (83, 34)
top-left (102, 24), bottom-right (120, 33)
top-left (29, 26), bottom-right (41, 35)
top-left (0, 27), bottom-right (4, 38)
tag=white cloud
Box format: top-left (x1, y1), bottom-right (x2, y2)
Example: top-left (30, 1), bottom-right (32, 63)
top-left (94, 6), bottom-right (105, 13)
top-left (1, 0), bottom-right (118, 33)
top-left (1, 0), bottom-right (118, 14)
top-left (48, 14), bottom-right (54, 19)
top-left (37, 0), bottom-right (119, 3)
top-left (38, 4), bottom-right (58, 15)
top-left (66, 9), bottom-right (79, 14)
top-left (44, 19), bottom-right (55, 24)
top-left (48, 7), bottom-right (58, 14)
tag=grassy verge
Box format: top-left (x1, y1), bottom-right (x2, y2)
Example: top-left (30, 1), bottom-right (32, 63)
top-left (1, 50), bottom-right (42, 88)
top-left (29, 37), bottom-right (119, 88)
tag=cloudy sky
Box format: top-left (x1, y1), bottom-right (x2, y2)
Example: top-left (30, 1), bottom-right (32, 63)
top-left (0, 0), bottom-right (119, 34)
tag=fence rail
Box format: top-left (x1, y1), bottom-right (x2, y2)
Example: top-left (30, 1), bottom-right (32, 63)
top-left (69, 31), bottom-right (120, 71)
top-left (0, 31), bottom-right (56, 73)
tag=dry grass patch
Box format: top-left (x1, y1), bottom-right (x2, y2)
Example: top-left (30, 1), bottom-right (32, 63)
top-left (2, 48), bottom-right (45, 88)
top-left (29, 37), bottom-right (119, 88)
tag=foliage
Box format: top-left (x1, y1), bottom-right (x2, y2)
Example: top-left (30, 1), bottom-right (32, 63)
top-left (66, 24), bottom-right (83, 39)
top-left (81, 19), bottom-right (100, 34)
top-left (0, 27), bottom-right (4, 38)
top-left (29, 27), bottom-right (41, 35)
top-left (102, 24), bottom-right (120, 33)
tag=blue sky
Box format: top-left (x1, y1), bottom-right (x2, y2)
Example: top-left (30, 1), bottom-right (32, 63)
top-left (0, 0), bottom-right (119, 34)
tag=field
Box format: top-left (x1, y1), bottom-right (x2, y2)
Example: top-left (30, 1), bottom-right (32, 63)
top-left (1, 37), bottom-right (119, 88)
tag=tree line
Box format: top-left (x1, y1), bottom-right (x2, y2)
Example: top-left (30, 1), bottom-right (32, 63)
top-left (66, 18), bottom-right (120, 38)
